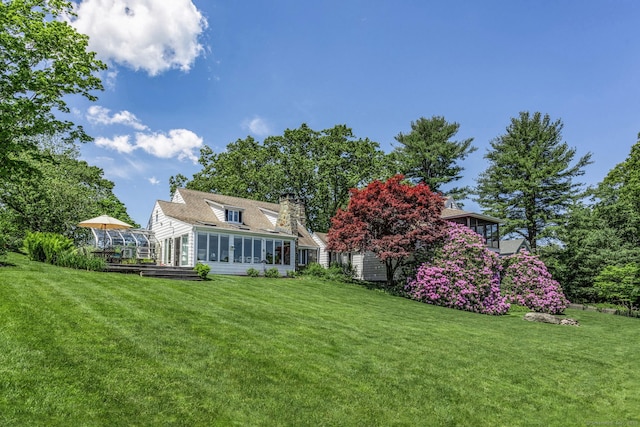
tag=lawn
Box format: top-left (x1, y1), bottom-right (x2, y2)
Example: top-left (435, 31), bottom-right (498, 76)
top-left (0, 252), bottom-right (638, 426)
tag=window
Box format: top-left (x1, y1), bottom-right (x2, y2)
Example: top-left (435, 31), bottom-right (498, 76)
top-left (253, 239), bottom-right (262, 263)
top-left (283, 241), bottom-right (291, 265)
top-left (220, 235), bottom-right (229, 262)
top-left (208, 234), bottom-right (218, 261)
top-left (244, 238), bottom-right (252, 263)
top-left (225, 209), bottom-right (242, 223)
top-left (180, 234), bottom-right (189, 266)
top-left (298, 249), bottom-right (308, 266)
top-left (234, 236), bottom-right (243, 262)
top-left (275, 240), bottom-right (283, 264)
top-left (197, 233), bottom-right (207, 261)
top-left (265, 240), bottom-right (274, 264)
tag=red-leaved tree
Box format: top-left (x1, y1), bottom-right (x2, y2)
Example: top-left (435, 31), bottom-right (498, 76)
top-left (326, 175), bottom-right (447, 285)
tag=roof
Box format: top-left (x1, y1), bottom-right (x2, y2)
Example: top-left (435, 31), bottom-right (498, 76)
top-left (441, 207), bottom-right (502, 224)
top-left (499, 238), bottom-right (530, 256)
top-left (158, 188), bottom-right (318, 248)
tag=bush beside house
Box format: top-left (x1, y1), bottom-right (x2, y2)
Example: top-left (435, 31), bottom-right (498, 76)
top-left (405, 223), bottom-right (569, 315)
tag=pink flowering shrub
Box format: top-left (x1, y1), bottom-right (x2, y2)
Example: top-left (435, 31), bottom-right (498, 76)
top-left (405, 223), bottom-right (510, 315)
top-left (501, 251), bottom-right (569, 314)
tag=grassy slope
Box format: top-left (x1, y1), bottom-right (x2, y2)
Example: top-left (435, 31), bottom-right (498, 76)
top-left (0, 252), bottom-right (638, 426)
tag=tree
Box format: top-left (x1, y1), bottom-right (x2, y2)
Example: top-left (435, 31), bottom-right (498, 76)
top-left (326, 175), bottom-right (447, 286)
top-left (392, 116), bottom-right (476, 199)
top-left (541, 133), bottom-right (640, 302)
top-left (173, 124), bottom-right (387, 232)
top-left (0, 138), bottom-right (137, 246)
top-left (476, 112), bottom-right (592, 251)
top-left (0, 0), bottom-right (106, 181)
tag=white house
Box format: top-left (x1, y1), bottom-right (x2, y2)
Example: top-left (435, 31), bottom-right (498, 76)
top-left (148, 189), bottom-right (319, 276)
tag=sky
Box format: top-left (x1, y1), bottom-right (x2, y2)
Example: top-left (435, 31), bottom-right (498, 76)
top-left (65, 0), bottom-right (640, 227)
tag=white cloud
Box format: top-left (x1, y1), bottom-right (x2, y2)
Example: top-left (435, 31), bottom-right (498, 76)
top-left (135, 129), bottom-right (203, 162)
top-left (71, 0), bottom-right (208, 76)
top-left (242, 116), bottom-right (272, 137)
top-left (87, 106), bottom-right (149, 130)
top-left (148, 176), bottom-right (160, 185)
top-left (95, 135), bottom-right (136, 154)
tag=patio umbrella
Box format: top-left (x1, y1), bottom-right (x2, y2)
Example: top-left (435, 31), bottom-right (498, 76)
top-left (78, 215), bottom-right (133, 252)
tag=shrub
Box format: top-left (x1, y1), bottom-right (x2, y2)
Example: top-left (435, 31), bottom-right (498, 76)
top-left (405, 223), bottom-right (510, 315)
top-left (56, 250), bottom-right (106, 271)
top-left (593, 263), bottom-right (640, 313)
top-left (302, 263), bottom-right (327, 277)
top-left (194, 263), bottom-right (211, 280)
top-left (247, 267), bottom-right (261, 277)
top-left (286, 270), bottom-right (296, 278)
top-left (502, 251), bottom-right (569, 314)
top-left (23, 232), bottom-right (74, 264)
top-left (265, 267), bottom-right (280, 278)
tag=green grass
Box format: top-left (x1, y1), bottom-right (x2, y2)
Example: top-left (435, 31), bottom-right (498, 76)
top-left (1, 252), bottom-right (638, 426)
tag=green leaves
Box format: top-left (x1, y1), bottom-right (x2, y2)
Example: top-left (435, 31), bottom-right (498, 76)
top-left (392, 116), bottom-right (476, 197)
top-left (175, 124), bottom-right (387, 232)
top-left (0, 0), bottom-right (106, 180)
top-left (476, 112), bottom-right (592, 250)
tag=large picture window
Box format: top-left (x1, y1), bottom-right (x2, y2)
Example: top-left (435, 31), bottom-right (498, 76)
top-left (195, 232), bottom-right (293, 265)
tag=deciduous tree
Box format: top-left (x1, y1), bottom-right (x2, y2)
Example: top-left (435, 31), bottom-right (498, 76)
top-left (476, 112), bottom-right (592, 251)
top-left (173, 124), bottom-right (387, 232)
top-left (326, 175), bottom-right (446, 286)
top-left (0, 0), bottom-right (106, 180)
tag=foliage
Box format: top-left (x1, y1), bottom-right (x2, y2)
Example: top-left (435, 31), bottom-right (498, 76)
top-left (501, 251), bottom-right (569, 314)
top-left (476, 111), bottom-right (592, 251)
top-left (301, 263), bottom-right (326, 277)
top-left (246, 267), bottom-right (261, 277)
top-left (541, 133), bottom-right (640, 302)
top-left (327, 174), bottom-right (447, 286)
top-left (55, 250), bottom-right (106, 271)
top-left (286, 270), bottom-right (296, 278)
top-left (0, 138), bottom-right (137, 243)
top-left (405, 223), bottom-right (509, 315)
top-left (1, 252), bottom-right (640, 425)
top-left (173, 124), bottom-right (388, 232)
top-left (194, 263), bottom-right (211, 280)
top-left (23, 232), bottom-right (74, 264)
top-left (391, 116), bottom-right (476, 199)
top-left (265, 267), bottom-right (280, 278)
top-left (0, 0), bottom-right (106, 181)
top-left (594, 264), bottom-right (640, 312)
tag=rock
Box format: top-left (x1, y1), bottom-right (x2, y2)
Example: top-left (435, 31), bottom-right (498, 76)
top-left (523, 312), bottom-right (580, 326)
top-left (523, 312), bottom-right (560, 324)
top-left (559, 318), bottom-right (580, 326)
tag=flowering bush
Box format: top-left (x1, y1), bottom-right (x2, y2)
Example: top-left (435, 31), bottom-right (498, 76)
top-left (501, 251), bottom-right (569, 314)
top-left (405, 223), bottom-right (510, 315)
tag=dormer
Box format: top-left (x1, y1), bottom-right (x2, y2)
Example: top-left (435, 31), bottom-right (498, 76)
top-left (205, 199), bottom-right (245, 224)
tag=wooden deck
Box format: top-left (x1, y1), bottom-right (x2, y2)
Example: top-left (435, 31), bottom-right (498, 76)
top-left (104, 264), bottom-right (202, 281)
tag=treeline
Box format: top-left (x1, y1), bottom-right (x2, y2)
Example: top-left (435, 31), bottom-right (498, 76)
top-left (174, 114), bottom-right (639, 307)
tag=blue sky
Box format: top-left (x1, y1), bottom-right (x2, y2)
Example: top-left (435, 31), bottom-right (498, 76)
top-left (67, 0), bottom-right (640, 227)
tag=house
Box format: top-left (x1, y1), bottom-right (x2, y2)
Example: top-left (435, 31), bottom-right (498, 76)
top-left (315, 197), bottom-right (503, 282)
top-left (499, 238), bottom-right (530, 256)
top-left (148, 189), bottom-right (319, 275)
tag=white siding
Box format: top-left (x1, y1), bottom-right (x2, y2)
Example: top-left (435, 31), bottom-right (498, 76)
top-left (172, 190), bottom-right (186, 204)
top-left (311, 233), bottom-right (329, 267)
top-left (260, 208), bottom-right (278, 227)
top-left (360, 251), bottom-right (387, 282)
top-left (151, 201), bottom-right (193, 266)
top-left (210, 204), bottom-right (225, 222)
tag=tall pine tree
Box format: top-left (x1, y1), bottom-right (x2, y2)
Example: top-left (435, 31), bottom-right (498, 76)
top-left (476, 112), bottom-right (591, 251)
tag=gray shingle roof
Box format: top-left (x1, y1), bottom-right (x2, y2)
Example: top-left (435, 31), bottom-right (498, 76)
top-left (159, 188), bottom-right (319, 248)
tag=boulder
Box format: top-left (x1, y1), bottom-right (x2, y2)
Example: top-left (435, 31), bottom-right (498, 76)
top-left (524, 312), bottom-right (560, 324)
top-left (523, 312), bottom-right (580, 326)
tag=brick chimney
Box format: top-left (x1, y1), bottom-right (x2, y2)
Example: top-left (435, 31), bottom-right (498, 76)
top-left (276, 194), bottom-right (305, 235)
